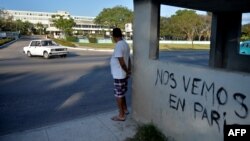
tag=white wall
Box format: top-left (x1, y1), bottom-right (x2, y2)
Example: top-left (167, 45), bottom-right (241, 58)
top-left (132, 59), bottom-right (250, 141)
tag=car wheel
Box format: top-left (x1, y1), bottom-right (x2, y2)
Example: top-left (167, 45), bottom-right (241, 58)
top-left (27, 51), bottom-right (32, 57)
top-left (43, 51), bottom-right (49, 59)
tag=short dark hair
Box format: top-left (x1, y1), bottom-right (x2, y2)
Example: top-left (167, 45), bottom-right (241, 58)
top-left (112, 28), bottom-right (122, 37)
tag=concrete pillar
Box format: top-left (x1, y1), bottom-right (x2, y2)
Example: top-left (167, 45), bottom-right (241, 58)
top-left (209, 12), bottom-right (250, 72)
top-left (132, 0), bottom-right (160, 121)
top-left (133, 0), bottom-right (160, 61)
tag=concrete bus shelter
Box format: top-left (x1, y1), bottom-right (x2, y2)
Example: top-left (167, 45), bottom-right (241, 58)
top-left (132, 0), bottom-right (250, 141)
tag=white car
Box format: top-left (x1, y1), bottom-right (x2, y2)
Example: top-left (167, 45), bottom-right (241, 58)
top-left (23, 39), bottom-right (68, 59)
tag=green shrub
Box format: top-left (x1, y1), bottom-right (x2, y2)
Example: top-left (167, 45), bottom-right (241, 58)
top-left (66, 36), bottom-right (78, 42)
top-left (53, 38), bottom-right (76, 47)
top-left (0, 38), bottom-right (14, 46)
top-left (88, 37), bottom-right (97, 43)
top-left (241, 35), bottom-right (250, 41)
top-left (126, 124), bottom-right (168, 141)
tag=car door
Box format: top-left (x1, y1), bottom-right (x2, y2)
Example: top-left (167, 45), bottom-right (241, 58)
top-left (34, 41), bottom-right (44, 56)
top-left (240, 42), bottom-right (250, 55)
top-left (29, 41), bottom-right (37, 55)
top-left (246, 43), bottom-right (250, 55)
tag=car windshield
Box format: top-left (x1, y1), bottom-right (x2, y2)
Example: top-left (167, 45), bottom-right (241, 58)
top-left (41, 40), bottom-right (58, 46)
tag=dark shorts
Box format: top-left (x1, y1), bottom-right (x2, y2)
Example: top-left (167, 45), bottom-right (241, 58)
top-left (113, 78), bottom-right (128, 98)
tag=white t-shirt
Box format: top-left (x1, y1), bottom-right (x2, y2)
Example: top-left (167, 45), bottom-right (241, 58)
top-left (110, 40), bottom-right (130, 79)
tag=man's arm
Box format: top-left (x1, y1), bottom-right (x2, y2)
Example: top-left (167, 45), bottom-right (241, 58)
top-left (128, 57), bottom-right (131, 74)
top-left (118, 57), bottom-right (130, 76)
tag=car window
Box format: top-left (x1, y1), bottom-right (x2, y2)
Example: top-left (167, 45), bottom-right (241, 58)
top-left (30, 41), bottom-right (36, 46)
top-left (242, 43), bottom-right (247, 47)
top-left (36, 41), bottom-right (41, 46)
top-left (41, 41), bottom-right (48, 46)
top-left (51, 41), bottom-right (58, 46)
top-left (41, 40), bottom-right (58, 46)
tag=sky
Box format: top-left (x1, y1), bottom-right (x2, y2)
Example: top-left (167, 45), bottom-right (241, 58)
top-left (0, 0), bottom-right (249, 24)
top-left (0, 0), bottom-right (134, 17)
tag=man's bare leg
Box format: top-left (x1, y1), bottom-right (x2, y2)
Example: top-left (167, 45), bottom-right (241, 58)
top-left (122, 97), bottom-right (129, 114)
top-left (115, 97), bottom-right (125, 119)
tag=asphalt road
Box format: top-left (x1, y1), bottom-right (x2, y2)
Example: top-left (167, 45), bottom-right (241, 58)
top-left (0, 37), bottom-right (209, 136)
top-left (0, 37), bottom-right (128, 135)
top-left (160, 50), bottom-right (209, 66)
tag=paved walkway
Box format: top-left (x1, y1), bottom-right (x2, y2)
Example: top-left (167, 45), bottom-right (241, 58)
top-left (0, 110), bottom-right (137, 141)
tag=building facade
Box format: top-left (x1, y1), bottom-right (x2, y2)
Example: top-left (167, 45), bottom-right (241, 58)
top-left (3, 9), bottom-right (110, 35)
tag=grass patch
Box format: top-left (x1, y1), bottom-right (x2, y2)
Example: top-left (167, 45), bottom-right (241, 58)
top-left (52, 38), bottom-right (76, 47)
top-left (77, 42), bottom-right (134, 50)
top-left (0, 38), bottom-right (14, 46)
top-left (76, 42), bottom-right (209, 51)
top-left (76, 43), bottom-right (115, 49)
top-left (160, 44), bottom-right (210, 51)
top-left (126, 124), bottom-right (169, 141)
top-left (76, 42), bottom-right (135, 50)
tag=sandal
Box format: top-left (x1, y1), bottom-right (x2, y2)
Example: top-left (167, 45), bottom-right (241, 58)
top-left (111, 116), bottom-right (126, 121)
top-left (125, 111), bottom-right (129, 115)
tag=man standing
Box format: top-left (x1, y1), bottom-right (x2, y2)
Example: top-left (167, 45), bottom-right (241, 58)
top-left (110, 28), bottom-right (131, 121)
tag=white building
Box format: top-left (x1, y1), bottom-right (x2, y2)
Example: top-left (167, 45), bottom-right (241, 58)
top-left (3, 9), bottom-right (110, 35)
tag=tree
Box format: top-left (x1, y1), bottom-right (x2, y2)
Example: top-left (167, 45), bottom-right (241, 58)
top-left (171, 10), bottom-right (201, 41)
top-left (160, 17), bottom-right (171, 39)
top-left (23, 21), bottom-right (35, 35)
top-left (35, 22), bottom-right (45, 35)
top-left (0, 9), bottom-right (5, 31)
top-left (15, 20), bottom-right (25, 33)
top-left (195, 14), bottom-right (211, 41)
top-left (241, 24), bottom-right (250, 41)
top-left (51, 15), bottom-right (75, 37)
top-left (0, 10), bottom-right (15, 31)
top-left (160, 10), bottom-right (212, 42)
top-left (6, 19), bottom-right (34, 35)
top-left (94, 6), bottom-right (133, 29)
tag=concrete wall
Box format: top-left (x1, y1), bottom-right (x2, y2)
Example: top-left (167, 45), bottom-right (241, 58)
top-left (132, 0), bottom-right (250, 141)
top-left (132, 59), bottom-right (250, 141)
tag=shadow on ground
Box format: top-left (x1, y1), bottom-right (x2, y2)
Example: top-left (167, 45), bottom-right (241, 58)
top-left (0, 63), bottom-right (132, 135)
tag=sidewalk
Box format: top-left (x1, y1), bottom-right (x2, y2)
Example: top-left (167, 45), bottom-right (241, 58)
top-left (0, 110), bottom-right (138, 141)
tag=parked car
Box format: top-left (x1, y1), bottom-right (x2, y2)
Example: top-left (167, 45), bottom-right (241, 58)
top-left (239, 40), bottom-right (250, 55)
top-left (23, 39), bottom-right (68, 59)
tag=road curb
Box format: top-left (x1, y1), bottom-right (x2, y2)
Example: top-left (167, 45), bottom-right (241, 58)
top-left (66, 46), bottom-right (114, 52)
